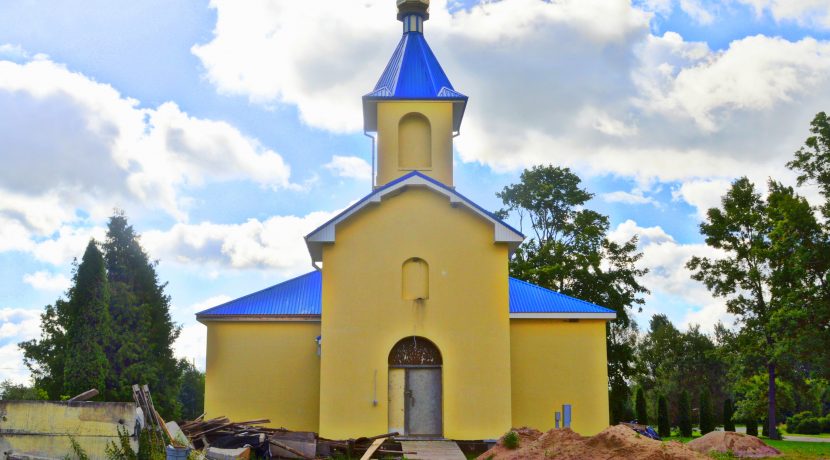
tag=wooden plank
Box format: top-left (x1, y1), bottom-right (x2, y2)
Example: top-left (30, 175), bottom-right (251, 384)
top-left (359, 438), bottom-right (385, 460)
top-left (67, 389), bottom-right (99, 402)
top-left (399, 441), bottom-right (466, 460)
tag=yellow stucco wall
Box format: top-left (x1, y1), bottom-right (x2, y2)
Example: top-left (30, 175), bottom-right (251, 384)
top-left (510, 319), bottom-right (610, 435)
top-left (376, 101), bottom-right (453, 186)
top-left (204, 321), bottom-right (321, 431)
top-left (319, 187), bottom-right (512, 439)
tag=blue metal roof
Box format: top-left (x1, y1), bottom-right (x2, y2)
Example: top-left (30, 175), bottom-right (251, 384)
top-left (196, 271), bottom-right (321, 317)
top-left (367, 32), bottom-right (464, 100)
top-left (196, 271), bottom-right (615, 318)
top-left (362, 28), bottom-right (467, 131)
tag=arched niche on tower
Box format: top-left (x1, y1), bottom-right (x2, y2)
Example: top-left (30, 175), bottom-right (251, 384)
top-left (398, 112), bottom-right (432, 170)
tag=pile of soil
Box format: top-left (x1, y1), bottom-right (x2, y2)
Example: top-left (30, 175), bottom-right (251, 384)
top-left (478, 425), bottom-right (708, 460)
top-left (687, 431), bottom-right (781, 458)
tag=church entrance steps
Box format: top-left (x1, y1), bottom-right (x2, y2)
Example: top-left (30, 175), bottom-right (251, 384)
top-left (398, 440), bottom-right (467, 460)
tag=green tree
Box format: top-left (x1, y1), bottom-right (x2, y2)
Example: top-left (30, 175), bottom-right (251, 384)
top-left (723, 398), bottom-right (735, 431)
top-left (63, 241), bottom-right (111, 398)
top-left (786, 112), bottom-right (830, 377)
top-left (104, 212), bottom-right (181, 418)
top-left (657, 395), bottom-right (670, 437)
top-left (635, 387), bottom-right (648, 425)
top-left (177, 359), bottom-right (205, 420)
top-left (699, 387), bottom-right (715, 434)
top-left (679, 390), bottom-right (692, 437)
top-left (687, 178), bottom-right (820, 439)
top-left (497, 165), bottom-right (649, 423)
top-left (0, 380), bottom-right (48, 400)
top-left (19, 300), bottom-right (69, 399)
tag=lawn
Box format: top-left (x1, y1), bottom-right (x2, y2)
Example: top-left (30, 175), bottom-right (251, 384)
top-left (665, 435), bottom-right (830, 459)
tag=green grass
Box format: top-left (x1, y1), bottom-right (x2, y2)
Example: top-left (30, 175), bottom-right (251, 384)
top-left (664, 435), bottom-right (830, 459)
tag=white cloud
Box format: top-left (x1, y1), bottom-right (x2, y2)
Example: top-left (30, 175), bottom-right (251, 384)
top-left (608, 219), bottom-right (731, 332)
top-left (174, 322), bottom-right (207, 371)
top-left (737, 0), bottom-right (830, 29)
top-left (184, 295), bottom-right (233, 314)
top-left (22, 271), bottom-right (71, 292)
top-left (324, 155), bottom-right (372, 180)
top-left (142, 209), bottom-right (340, 275)
top-left (602, 190), bottom-right (658, 206)
top-left (192, 0), bottom-right (830, 191)
top-left (0, 308), bottom-right (42, 384)
top-left (671, 178), bottom-right (732, 218)
top-left (0, 55), bottom-right (295, 256)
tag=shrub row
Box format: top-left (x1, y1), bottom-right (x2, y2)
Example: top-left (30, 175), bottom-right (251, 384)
top-left (787, 411), bottom-right (830, 435)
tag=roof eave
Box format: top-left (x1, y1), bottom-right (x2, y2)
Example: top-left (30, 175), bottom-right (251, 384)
top-left (510, 312), bottom-right (617, 320)
top-left (197, 314), bottom-right (322, 324)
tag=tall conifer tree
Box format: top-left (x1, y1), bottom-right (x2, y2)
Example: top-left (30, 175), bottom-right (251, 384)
top-left (104, 212), bottom-right (181, 417)
top-left (63, 240), bottom-right (111, 398)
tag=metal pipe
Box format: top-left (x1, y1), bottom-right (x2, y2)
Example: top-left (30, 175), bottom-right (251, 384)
top-left (364, 131), bottom-right (376, 189)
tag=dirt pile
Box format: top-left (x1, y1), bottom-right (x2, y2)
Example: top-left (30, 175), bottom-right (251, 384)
top-left (687, 431), bottom-right (781, 458)
top-left (478, 425), bottom-right (708, 460)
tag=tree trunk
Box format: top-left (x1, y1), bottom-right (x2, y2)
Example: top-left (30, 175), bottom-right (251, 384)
top-left (768, 362), bottom-right (779, 440)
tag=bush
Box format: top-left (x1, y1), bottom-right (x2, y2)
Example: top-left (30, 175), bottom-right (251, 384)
top-left (657, 395), bottom-right (670, 438)
top-left (746, 418), bottom-right (759, 437)
top-left (502, 431), bottom-right (519, 449)
top-left (636, 388), bottom-right (648, 425)
top-left (821, 415), bottom-right (830, 433)
top-left (796, 417), bottom-right (822, 435)
top-left (679, 390), bottom-right (692, 437)
top-left (700, 388), bottom-right (715, 435)
top-left (787, 411), bottom-right (813, 434)
top-left (723, 399), bottom-right (735, 432)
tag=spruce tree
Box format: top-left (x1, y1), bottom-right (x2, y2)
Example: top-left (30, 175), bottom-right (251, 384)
top-left (723, 398), bottom-right (735, 431)
top-left (635, 387), bottom-right (648, 425)
top-left (699, 387), bottom-right (715, 434)
top-left (679, 390), bottom-right (693, 437)
top-left (657, 395), bottom-right (670, 437)
top-left (63, 240), bottom-right (111, 398)
top-left (104, 212), bottom-right (181, 417)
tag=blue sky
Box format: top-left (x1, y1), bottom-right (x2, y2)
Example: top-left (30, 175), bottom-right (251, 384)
top-left (1, 0), bottom-right (829, 382)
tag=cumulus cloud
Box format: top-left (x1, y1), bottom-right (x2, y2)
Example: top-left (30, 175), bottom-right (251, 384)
top-left (142, 209), bottom-right (340, 275)
top-left (737, 0), bottom-right (830, 29)
top-left (602, 190), bottom-right (659, 206)
top-left (0, 308), bottom-right (42, 384)
top-left (609, 220), bottom-right (731, 332)
top-left (324, 155), bottom-right (372, 180)
top-left (0, 55), bottom-right (295, 256)
top-left (174, 322), bottom-right (207, 370)
top-left (22, 271), bottom-right (71, 292)
top-left (192, 0), bottom-right (830, 204)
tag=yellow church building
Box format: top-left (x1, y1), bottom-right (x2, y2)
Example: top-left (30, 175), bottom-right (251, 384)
top-left (197, 0), bottom-right (615, 440)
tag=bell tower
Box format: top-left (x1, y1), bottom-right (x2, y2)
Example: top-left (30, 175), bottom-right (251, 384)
top-left (362, 0), bottom-right (468, 188)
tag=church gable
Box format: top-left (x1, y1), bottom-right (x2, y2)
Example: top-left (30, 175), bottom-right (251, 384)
top-left (304, 171), bottom-right (524, 263)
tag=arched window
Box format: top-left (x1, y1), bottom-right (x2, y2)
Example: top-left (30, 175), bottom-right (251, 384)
top-left (388, 336), bottom-right (442, 367)
top-left (402, 258), bottom-right (429, 300)
top-left (398, 113), bottom-right (431, 169)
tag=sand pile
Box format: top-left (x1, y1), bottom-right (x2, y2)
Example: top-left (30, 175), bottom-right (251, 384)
top-left (478, 425), bottom-right (708, 460)
top-left (687, 431), bottom-right (781, 458)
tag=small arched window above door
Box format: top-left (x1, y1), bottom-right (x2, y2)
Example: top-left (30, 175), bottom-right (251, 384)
top-left (402, 257), bottom-right (429, 300)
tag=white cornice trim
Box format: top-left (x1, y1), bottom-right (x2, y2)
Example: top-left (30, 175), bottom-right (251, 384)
top-left (509, 312), bottom-right (616, 320)
top-left (304, 174), bottom-right (524, 263)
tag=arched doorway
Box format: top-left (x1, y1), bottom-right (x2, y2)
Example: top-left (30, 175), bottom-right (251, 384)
top-left (388, 336), bottom-right (442, 437)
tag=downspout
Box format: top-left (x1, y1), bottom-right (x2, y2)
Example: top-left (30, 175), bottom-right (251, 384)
top-left (364, 131), bottom-right (376, 189)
